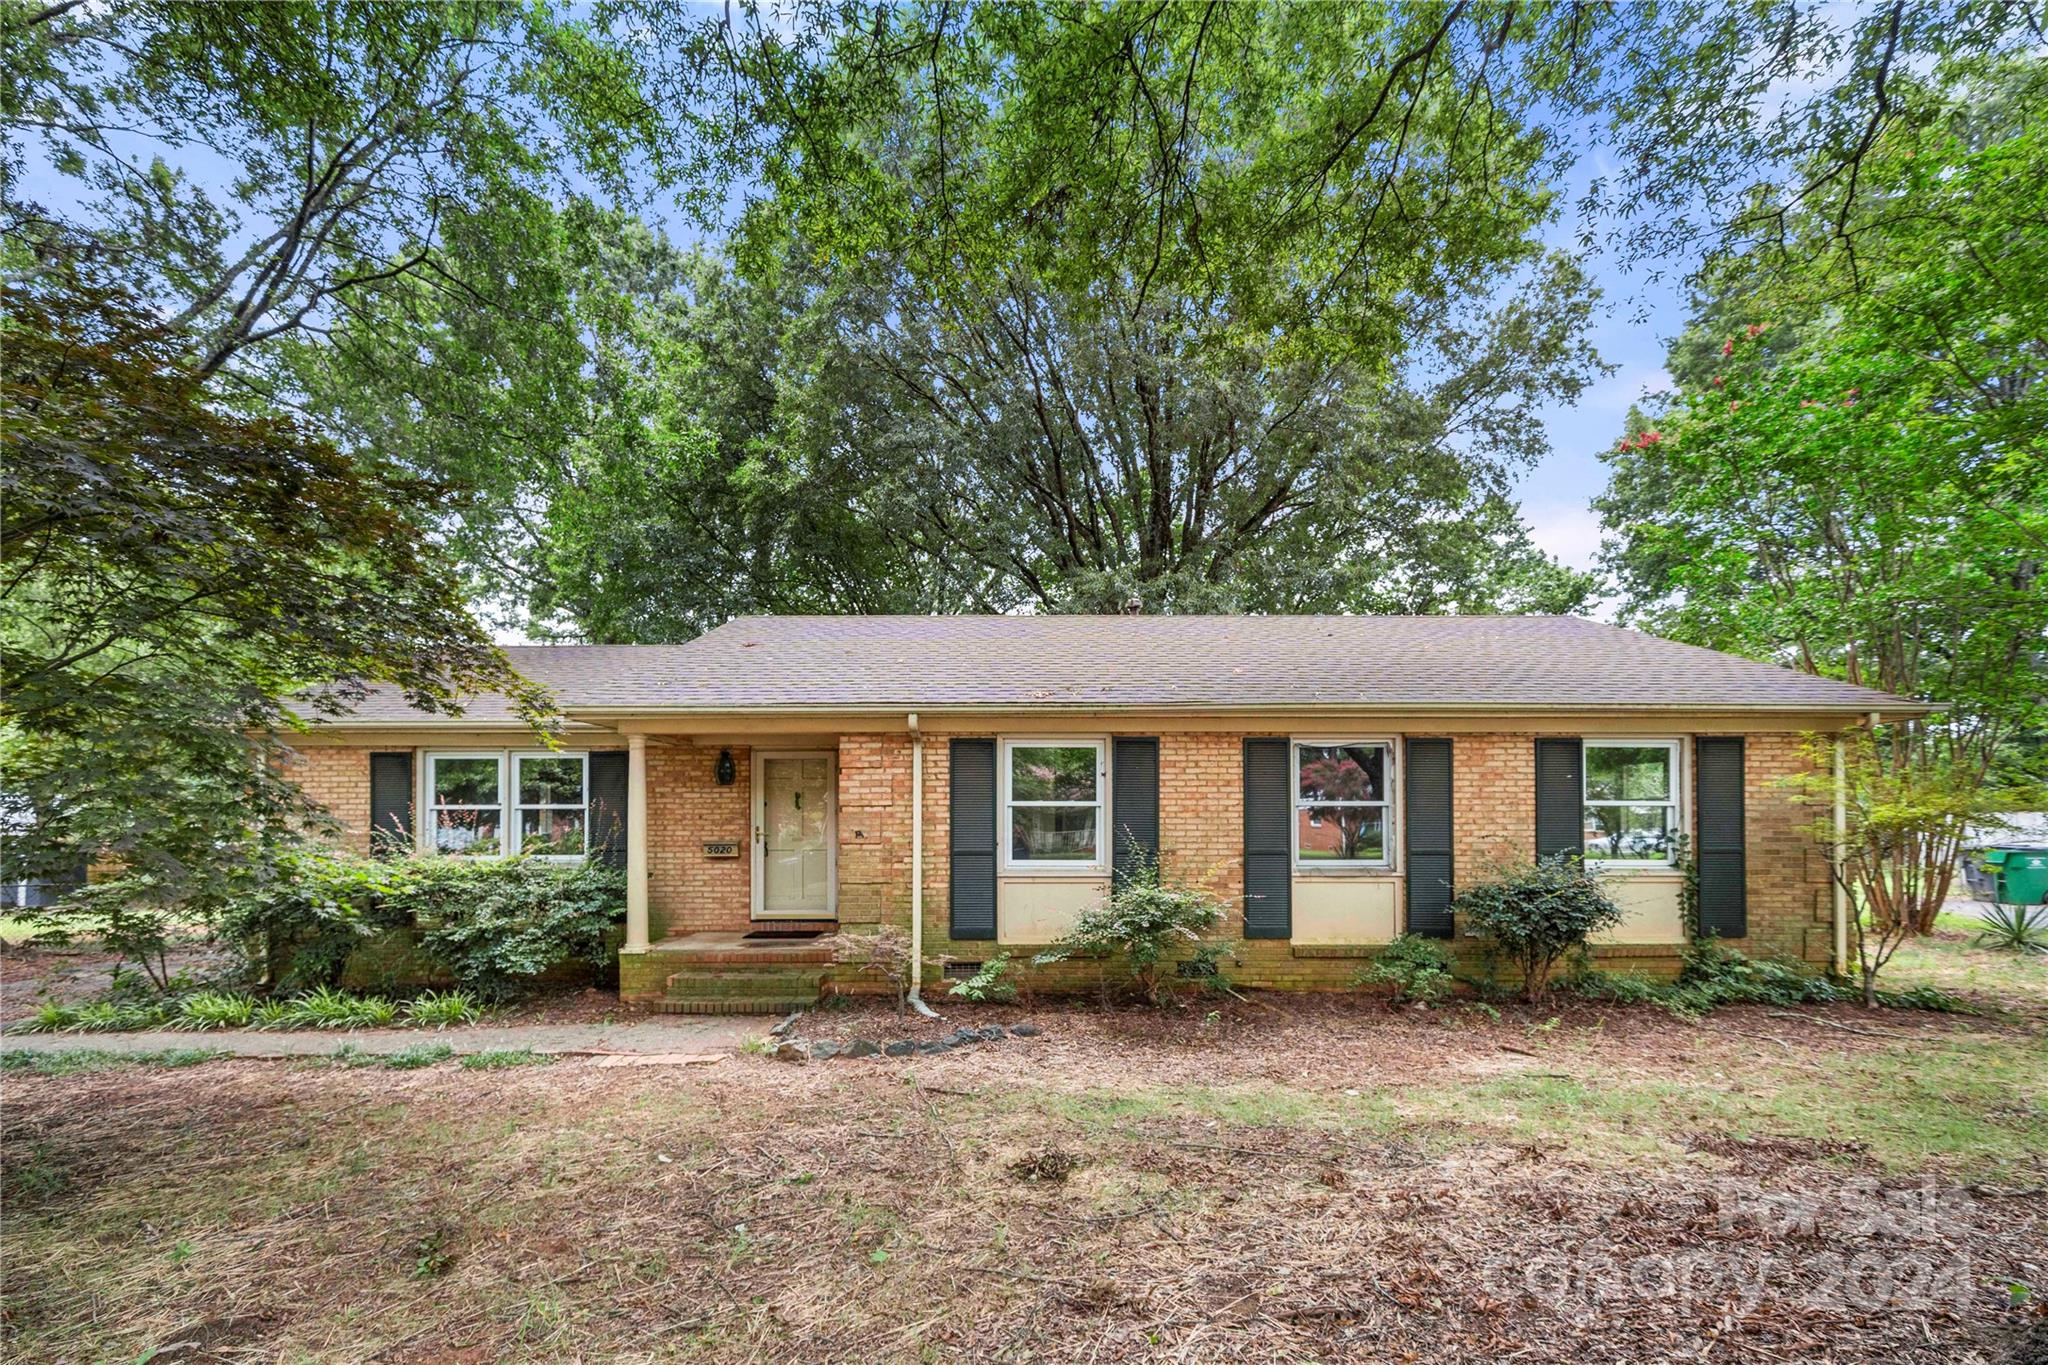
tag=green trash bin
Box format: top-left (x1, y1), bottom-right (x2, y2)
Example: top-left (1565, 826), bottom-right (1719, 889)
top-left (1978, 847), bottom-right (2048, 906)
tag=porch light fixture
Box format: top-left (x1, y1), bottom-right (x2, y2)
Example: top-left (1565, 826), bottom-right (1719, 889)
top-left (715, 748), bottom-right (737, 786)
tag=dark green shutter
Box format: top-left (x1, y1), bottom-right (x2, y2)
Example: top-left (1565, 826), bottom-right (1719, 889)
top-left (950, 739), bottom-right (997, 940)
top-left (368, 751), bottom-right (414, 858)
top-left (1242, 738), bottom-right (1291, 939)
top-left (1534, 738), bottom-right (1584, 861)
top-left (1111, 736), bottom-right (1160, 889)
top-left (1695, 737), bottom-right (1747, 938)
top-left (589, 750), bottom-right (628, 869)
top-left (1404, 738), bottom-right (1455, 938)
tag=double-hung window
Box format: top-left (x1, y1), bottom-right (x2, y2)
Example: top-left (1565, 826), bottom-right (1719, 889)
top-left (424, 751), bottom-right (589, 859)
top-left (1002, 739), bottom-right (1106, 871)
top-left (1583, 740), bottom-right (1681, 866)
top-left (1293, 740), bottom-right (1393, 868)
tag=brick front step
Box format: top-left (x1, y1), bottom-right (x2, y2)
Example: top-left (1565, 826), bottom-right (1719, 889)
top-left (657, 947), bottom-right (836, 966)
top-left (652, 998), bottom-right (814, 1016)
top-left (662, 966), bottom-right (826, 1011)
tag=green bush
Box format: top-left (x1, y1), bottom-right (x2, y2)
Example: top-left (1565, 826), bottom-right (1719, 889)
top-left (218, 848), bottom-right (413, 992)
top-left (402, 990), bottom-right (482, 1028)
top-left (1033, 846), bottom-right (1231, 1003)
top-left (946, 952), bottom-right (1018, 1003)
top-left (393, 858), bottom-right (624, 1001)
top-left (285, 985), bottom-right (400, 1030)
top-left (1974, 902), bottom-right (2048, 955)
top-left (1357, 934), bottom-right (1456, 1005)
top-left (219, 850), bottom-right (624, 1001)
top-left (1450, 854), bottom-right (1624, 1003)
top-left (175, 989), bottom-right (255, 1030)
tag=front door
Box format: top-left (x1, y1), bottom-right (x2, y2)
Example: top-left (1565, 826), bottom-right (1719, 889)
top-left (753, 751), bottom-right (835, 919)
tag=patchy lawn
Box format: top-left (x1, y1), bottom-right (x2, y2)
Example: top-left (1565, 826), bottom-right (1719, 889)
top-left (5, 972), bottom-right (2047, 1362)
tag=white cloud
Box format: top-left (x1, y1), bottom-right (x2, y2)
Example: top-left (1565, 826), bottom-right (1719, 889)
top-left (1522, 500), bottom-right (1606, 572)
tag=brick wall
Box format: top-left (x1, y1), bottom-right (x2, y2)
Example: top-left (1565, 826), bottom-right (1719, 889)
top-left (837, 733), bottom-right (914, 929)
top-left (1731, 732), bottom-right (1834, 965)
top-left (284, 746), bottom-right (373, 853)
top-left (302, 726), bottom-right (1838, 988)
top-left (647, 742), bottom-right (752, 937)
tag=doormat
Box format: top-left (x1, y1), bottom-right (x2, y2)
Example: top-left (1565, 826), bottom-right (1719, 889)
top-left (742, 929), bottom-right (826, 941)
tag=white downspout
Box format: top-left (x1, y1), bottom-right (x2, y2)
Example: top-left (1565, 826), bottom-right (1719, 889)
top-left (1832, 733), bottom-right (1848, 976)
top-left (906, 712), bottom-right (939, 1018)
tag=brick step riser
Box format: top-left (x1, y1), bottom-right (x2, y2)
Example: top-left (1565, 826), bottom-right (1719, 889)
top-left (653, 998), bottom-right (814, 1016)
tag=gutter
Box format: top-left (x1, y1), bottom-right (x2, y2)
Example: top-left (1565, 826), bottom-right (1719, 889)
top-left (906, 712), bottom-right (939, 1019)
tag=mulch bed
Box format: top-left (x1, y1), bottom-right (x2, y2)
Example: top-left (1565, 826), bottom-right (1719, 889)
top-left (4, 996), bottom-right (2042, 1362)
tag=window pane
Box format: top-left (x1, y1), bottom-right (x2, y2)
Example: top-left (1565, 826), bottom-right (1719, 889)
top-left (1585, 746), bottom-right (1672, 801)
top-left (519, 807), bottom-right (586, 856)
top-left (1010, 746), bottom-right (1097, 802)
top-left (1010, 804), bottom-right (1098, 862)
top-left (434, 807), bottom-right (502, 855)
top-left (1297, 745), bottom-right (1385, 803)
top-left (433, 757), bottom-right (499, 805)
top-left (1584, 804), bottom-right (1673, 861)
top-left (518, 756), bottom-right (584, 806)
top-left (1297, 807), bottom-right (1385, 862)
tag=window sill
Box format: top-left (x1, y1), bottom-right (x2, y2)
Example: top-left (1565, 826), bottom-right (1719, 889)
top-left (1587, 864), bottom-right (1683, 878)
top-left (998, 866), bottom-right (1110, 879)
top-left (1290, 867), bottom-right (1399, 879)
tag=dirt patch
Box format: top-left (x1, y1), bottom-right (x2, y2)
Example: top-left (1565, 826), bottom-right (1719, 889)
top-left (4, 994), bottom-right (2042, 1363)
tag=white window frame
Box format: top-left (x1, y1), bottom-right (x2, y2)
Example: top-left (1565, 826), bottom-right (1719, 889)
top-left (420, 750), bottom-right (591, 861)
top-left (511, 750), bottom-right (591, 862)
top-left (999, 737), bottom-right (1109, 874)
top-left (1581, 738), bottom-right (1683, 870)
top-left (1291, 738), bottom-right (1397, 872)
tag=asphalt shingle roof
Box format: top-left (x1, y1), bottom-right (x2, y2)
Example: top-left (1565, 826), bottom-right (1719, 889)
top-left (326, 615), bottom-right (1926, 722)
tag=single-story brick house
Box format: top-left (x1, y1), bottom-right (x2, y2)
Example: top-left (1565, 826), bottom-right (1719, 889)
top-left (292, 615), bottom-right (1926, 1010)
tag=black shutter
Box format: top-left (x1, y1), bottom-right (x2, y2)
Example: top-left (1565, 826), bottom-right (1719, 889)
top-left (368, 751), bottom-right (414, 858)
top-left (589, 750), bottom-right (629, 869)
top-left (1111, 736), bottom-right (1160, 889)
top-left (1404, 738), bottom-right (1455, 938)
top-left (1534, 738), bottom-right (1584, 861)
top-left (1695, 737), bottom-right (1747, 938)
top-left (949, 739), bottom-right (997, 940)
top-left (1242, 738), bottom-right (1291, 939)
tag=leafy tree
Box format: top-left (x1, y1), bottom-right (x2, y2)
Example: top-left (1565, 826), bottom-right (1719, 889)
top-left (1599, 59), bottom-right (2048, 928)
top-left (0, 268), bottom-right (546, 976)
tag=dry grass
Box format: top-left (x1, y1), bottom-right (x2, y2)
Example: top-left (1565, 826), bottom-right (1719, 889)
top-left (5, 986), bottom-right (2047, 1363)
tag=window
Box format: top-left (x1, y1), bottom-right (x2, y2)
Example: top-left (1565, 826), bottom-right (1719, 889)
top-left (1002, 739), bottom-right (1105, 870)
top-left (424, 751), bottom-right (589, 858)
top-left (514, 752), bottom-right (589, 858)
top-left (1583, 740), bottom-right (1680, 866)
top-left (1293, 741), bottom-right (1393, 868)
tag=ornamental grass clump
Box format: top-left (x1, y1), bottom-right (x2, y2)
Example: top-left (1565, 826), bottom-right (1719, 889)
top-left (1451, 854), bottom-right (1624, 1003)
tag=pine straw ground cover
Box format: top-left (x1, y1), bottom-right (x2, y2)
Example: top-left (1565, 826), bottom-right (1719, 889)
top-left (3, 995), bottom-right (2045, 1364)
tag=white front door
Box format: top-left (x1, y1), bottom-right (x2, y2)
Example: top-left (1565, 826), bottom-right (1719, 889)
top-left (753, 751), bottom-right (835, 919)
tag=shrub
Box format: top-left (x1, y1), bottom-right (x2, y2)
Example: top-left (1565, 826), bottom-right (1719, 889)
top-left (402, 990), bottom-right (482, 1028)
top-left (20, 1002), bottom-right (78, 1034)
top-left (1357, 934), bottom-right (1456, 1005)
top-left (1973, 902), bottom-right (2048, 956)
top-left (391, 858), bottom-right (624, 1002)
top-left (1451, 854), bottom-right (1624, 1003)
top-left (286, 985), bottom-right (399, 1030)
top-left (68, 999), bottom-right (172, 1032)
top-left (175, 989), bottom-right (255, 1030)
top-left (250, 998), bottom-right (298, 1029)
top-left (947, 952), bottom-right (1018, 1003)
top-left (1033, 847), bottom-right (1232, 1004)
top-left (217, 848), bottom-right (412, 992)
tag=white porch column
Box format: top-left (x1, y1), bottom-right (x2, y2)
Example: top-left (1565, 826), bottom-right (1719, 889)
top-left (625, 732), bottom-right (650, 953)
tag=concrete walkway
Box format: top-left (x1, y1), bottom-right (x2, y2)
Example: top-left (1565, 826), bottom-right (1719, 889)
top-left (0, 1015), bottom-right (766, 1059)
